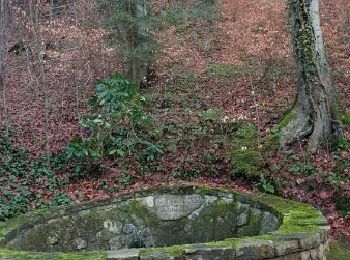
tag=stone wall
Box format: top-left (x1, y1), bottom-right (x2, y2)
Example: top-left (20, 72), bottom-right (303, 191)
top-left (0, 186), bottom-right (330, 260)
top-left (3, 191), bottom-right (280, 252)
top-left (108, 232), bottom-right (329, 259)
top-left (271, 240), bottom-right (329, 260)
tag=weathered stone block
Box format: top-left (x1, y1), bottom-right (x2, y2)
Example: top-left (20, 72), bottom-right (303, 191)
top-left (108, 249), bottom-right (141, 260)
top-left (185, 248), bottom-right (235, 260)
top-left (273, 239), bottom-right (299, 256)
top-left (260, 212), bottom-right (280, 234)
top-left (153, 195), bottom-right (204, 221)
top-left (235, 241), bottom-right (274, 259)
top-left (299, 233), bottom-right (321, 250)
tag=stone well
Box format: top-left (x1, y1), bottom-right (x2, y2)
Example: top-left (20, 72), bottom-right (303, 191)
top-left (0, 186), bottom-right (329, 259)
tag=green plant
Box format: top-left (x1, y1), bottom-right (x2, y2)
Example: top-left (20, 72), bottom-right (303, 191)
top-left (332, 138), bottom-right (349, 151)
top-left (334, 157), bottom-right (350, 175)
top-left (288, 163), bottom-right (315, 176)
top-left (209, 64), bottom-right (242, 78)
top-left (341, 113), bottom-right (350, 126)
top-left (118, 172), bottom-right (135, 187)
top-left (232, 150), bottom-right (262, 177)
top-left (142, 142), bottom-right (164, 162)
top-left (231, 123), bottom-right (262, 179)
top-left (335, 196), bottom-right (350, 217)
top-left (8, 42), bottom-right (26, 55)
top-left (64, 74), bottom-right (163, 176)
top-left (255, 174), bottom-right (275, 194)
top-left (200, 150), bottom-right (221, 164)
top-left (0, 137), bottom-right (66, 220)
top-left (234, 122), bottom-right (259, 147)
top-left (325, 172), bottom-right (346, 187)
top-left (49, 192), bottom-right (73, 207)
top-left (171, 166), bottom-right (204, 180)
top-left (201, 108), bottom-right (222, 123)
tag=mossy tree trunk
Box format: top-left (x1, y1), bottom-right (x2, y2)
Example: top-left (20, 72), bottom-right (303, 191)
top-left (281, 0), bottom-right (344, 152)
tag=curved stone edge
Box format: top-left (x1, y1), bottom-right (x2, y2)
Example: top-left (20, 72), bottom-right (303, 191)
top-left (0, 185), bottom-right (329, 260)
top-left (137, 189), bottom-right (329, 259)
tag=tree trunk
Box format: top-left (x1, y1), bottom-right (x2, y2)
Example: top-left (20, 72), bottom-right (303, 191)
top-left (126, 0), bottom-right (150, 83)
top-left (0, 0), bottom-right (9, 137)
top-left (281, 0), bottom-right (343, 152)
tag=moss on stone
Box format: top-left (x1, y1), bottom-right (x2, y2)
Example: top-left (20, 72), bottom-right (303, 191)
top-left (0, 185), bottom-right (328, 259)
top-left (212, 200), bottom-right (228, 216)
top-left (138, 186), bottom-right (327, 258)
top-left (277, 112), bottom-right (295, 129)
top-left (0, 249), bottom-right (106, 260)
top-left (140, 244), bottom-right (188, 257)
top-left (250, 193), bottom-right (325, 234)
top-left (236, 208), bottom-right (262, 236)
top-left (0, 206), bottom-right (62, 245)
top-left (119, 200), bottom-right (159, 227)
top-left (197, 185), bottom-right (220, 195)
top-left (203, 238), bottom-right (240, 248)
top-left (261, 112), bottom-right (295, 155)
top-left (139, 238), bottom-right (241, 257)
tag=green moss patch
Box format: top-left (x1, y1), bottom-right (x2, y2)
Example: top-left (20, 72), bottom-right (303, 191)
top-left (261, 111), bottom-right (295, 155)
top-left (231, 123), bottom-right (263, 178)
top-left (277, 112), bottom-right (295, 129)
top-left (250, 193), bottom-right (325, 233)
top-left (0, 250), bottom-right (106, 260)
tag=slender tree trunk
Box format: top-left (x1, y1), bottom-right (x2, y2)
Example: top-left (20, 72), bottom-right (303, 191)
top-left (30, 0), bottom-right (51, 159)
top-left (135, 0), bottom-right (149, 81)
top-left (0, 0), bottom-right (9, 138)
top-left (281, 0), bottom-right (343, 152)
top-left (127, 0), bottom-right (149, 83)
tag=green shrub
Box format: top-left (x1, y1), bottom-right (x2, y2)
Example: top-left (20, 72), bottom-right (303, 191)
top-left (201, 108), bottom-right (222, 123)
top-left (64, 74), bottom-right (163, 176)
top-left (335, 196), bottom-right (350, 217)
top-left (232, 150), bottom-right (262, 178)
top-left (231, 123), bottom-right (262, 179)
top-left (253, 174), bottom-right (275, 194)
top-left (171, 166), bottom-right (204, 180)
top-left (234, 122), bottom-right (259, 147)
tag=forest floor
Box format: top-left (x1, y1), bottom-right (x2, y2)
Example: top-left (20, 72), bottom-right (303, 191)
top-left (1, 0), bottom-right (350, 248)
top-left (329, 240), bottom-right (350, 259)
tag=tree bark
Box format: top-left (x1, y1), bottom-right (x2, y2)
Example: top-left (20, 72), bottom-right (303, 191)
top-left (0, 0), bottom-right (9, 137)
top-left (127, 0), bottom-right (149, 83)
top-left (281, 0), bottom-right (343, 152)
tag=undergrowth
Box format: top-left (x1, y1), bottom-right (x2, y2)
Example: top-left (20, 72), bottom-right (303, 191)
top-left (60, 73), bottom-right (164, 178)
top-left (231, 122), bottom-right (262, 179)
top-left (0, 138), bottom-right (71, 220)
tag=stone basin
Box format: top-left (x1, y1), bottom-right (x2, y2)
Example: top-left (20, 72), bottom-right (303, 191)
top-left (0, 186), bottom-right (330, 259)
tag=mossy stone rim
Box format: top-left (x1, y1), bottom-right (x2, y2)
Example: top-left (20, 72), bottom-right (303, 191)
top-left (0, 185), bottom-right (329, 259)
